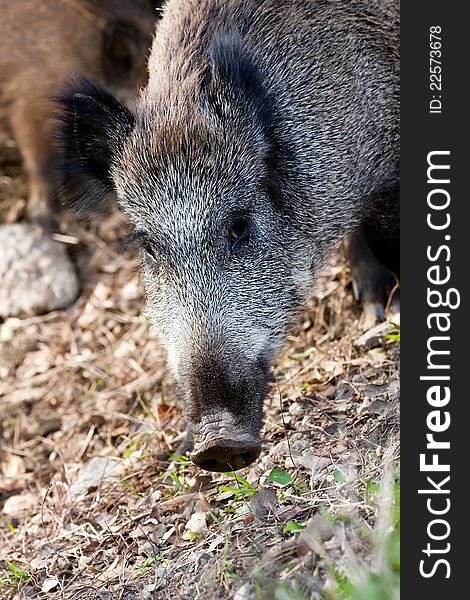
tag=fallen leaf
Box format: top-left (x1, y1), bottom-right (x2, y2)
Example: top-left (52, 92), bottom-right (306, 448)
top-left (41, 577), bottom-right (59, 593)
top-left (183, 511), bottom-right (207, 540)
top-left (249, 488), bottom-right (279, 518)
top-left (266, 468), bottom-right (292, 486)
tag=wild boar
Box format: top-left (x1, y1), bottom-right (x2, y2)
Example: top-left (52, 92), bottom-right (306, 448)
top-left (57, 0), bottom-right (399, 471)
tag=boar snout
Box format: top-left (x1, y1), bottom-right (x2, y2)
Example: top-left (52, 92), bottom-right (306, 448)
top-left (190, 414), bottom-right (262, 472)
top-left (176, 349), bottom-right (268, 471)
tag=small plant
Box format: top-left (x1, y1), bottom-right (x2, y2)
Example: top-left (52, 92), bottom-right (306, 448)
top-left (0, 324), bottom-right (14, 343)
top-left (167, 453), bottom-right (192, 493)
top-left (135, 555), bottom-right (166, 575)
top-left (5, 561), bottom-right (30, 583)
top-left (117, 480), bottom-right (141, 497)
top-left (332, 468), bottom-right (347, 483)
top-left (384, 322), bottom-right (400, 343)
top-left (138, 396), bottom-right (158, 423)
top-left (139, 312), bottom-right (150, 325)
top-left (267, 468), bottom-right (292, 486)
top-left (325, 476), bottom-right (400, 600)
top-left (170, 454), bottom-right (191, 466)
top-left (290, 347), bottom-right (316, 361)
top-left (384, 331), bottom-right (400, 343)
top-left (218, 472), bottom-right (257, 502)
top-left (213, 541), bottom-right (240, 585)
top-left (168, 470), bottom-right (190, 493)
top-left (283, 521), bottom-right (306, 534)
top-left (122, 439), bottom-right (138, 458)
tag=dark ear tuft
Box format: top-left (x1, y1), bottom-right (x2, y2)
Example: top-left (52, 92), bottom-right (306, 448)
top-left (210, 32), bottom-right (259, 97)
top-left (54, 76), bottom-right (134, 215)
top-left (208, 32), bottom-right (267, 122)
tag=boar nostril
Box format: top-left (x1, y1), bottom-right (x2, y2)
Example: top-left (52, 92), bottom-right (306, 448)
top-left (191, 442), bottom-right (261, 472)
top-left (200, 458), bottom-right (219, 471)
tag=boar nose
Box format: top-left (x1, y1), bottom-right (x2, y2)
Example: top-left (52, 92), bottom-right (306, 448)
top-left (191, 441), bottom-right (261, 472)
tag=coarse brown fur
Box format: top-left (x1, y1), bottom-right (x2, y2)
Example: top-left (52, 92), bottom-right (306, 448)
top-left (0, 0), bottom-right (159, 226)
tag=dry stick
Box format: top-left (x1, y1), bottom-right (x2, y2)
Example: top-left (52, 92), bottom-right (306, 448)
top-left (126, 511), bottom-right (162, 579)
top-left (385, 281), bottom-right (400, 315)
top-left (158, 492), bottom-right (197, 511)
top-left (40, 483), bottom-right (54, 549)
top-left (273, 370), bottom-right (296, 469)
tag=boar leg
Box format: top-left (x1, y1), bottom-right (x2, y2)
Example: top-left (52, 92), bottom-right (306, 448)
top-left (9, 100), bottom-right (59, 229)
top-left (345, 226), bottom-right (399, 328)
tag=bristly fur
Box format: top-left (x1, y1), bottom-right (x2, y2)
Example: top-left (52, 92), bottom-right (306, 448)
top-left (208, 31), bottom-right (265, 112)
top-left (54, 75), bottom-right (135, 215)
top-left (0, 0), bottom-right (157, 226)
top-left (207, 31), bottom-right (285, 210)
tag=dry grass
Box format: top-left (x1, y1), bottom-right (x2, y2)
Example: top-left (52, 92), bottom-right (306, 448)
top-left (0, 149), bottom-right (400, 600)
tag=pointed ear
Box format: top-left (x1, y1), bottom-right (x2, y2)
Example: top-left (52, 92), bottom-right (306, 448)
top-left (207, 32), bottom-right (268, 123)
top-left (55, 76), bottom-right (135, 214)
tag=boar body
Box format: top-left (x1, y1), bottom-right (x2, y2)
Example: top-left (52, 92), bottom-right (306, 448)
top-left (0, 0), bottom-right (157, 225)
top-left (58, 0), bottom-right (399, 471)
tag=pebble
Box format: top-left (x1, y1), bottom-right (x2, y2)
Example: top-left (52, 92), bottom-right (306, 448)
top-left (0, 223), bottom-right (79, 318)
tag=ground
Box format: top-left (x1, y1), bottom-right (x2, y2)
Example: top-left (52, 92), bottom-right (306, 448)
top-left (0, 147), bottom-right (400, 600)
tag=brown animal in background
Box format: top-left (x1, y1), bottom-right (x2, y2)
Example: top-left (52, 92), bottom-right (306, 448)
top-left (0, 0), bottom-right (159, 227)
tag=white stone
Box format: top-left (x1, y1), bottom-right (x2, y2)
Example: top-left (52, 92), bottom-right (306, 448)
top-left (0, 223), bottom-right (79, 318)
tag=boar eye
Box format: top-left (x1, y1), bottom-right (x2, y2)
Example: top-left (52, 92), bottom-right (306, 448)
top-left (229, 219), bottom-right (249, 253)
top-left (141, 241), bottom-right (159, 263)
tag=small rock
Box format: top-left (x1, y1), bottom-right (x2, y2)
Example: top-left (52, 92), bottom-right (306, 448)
top-left (2, 491), bottom-right (36, 516)
top-left (234, 583), bottom-right (256, 600)
top-left (334, 382), bottom-right (353, 402)
top-left (183, 511), bottom-right (207, 539)
top-left (334, 463), bottom-right (357, 481)
top-left (271, 439), bottom-right (311, 459)
top-left (69, 457), bottom-right (123, 498)
top-left (27, 417), bottom-right (62, 439)
top-left (195, 551), bottom-right (212, 571)
top-left (368, 400), bottom-right (392, 416)
top-left (150, 523), bottom-right (168, 544)
top-left (288, 401), bottom-right (308, 416)
top-left (41, 577), bottom-right (60, 593)
top-left (297, 514), bottom-right (334, 556)
top-left (293, 454), bottom-right (331, 476)
top-left (0, 223), bottom-right (79, 318)
top-left (353, 321), bottom-right (394, 349)
top-left (139, 541), bottom-right (158, 557)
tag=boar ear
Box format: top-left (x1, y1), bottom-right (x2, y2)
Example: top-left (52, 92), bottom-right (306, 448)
top-left (55, 76), bottom-right (134, 214)
top-left (208, 32), bottom-right (267, 120)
